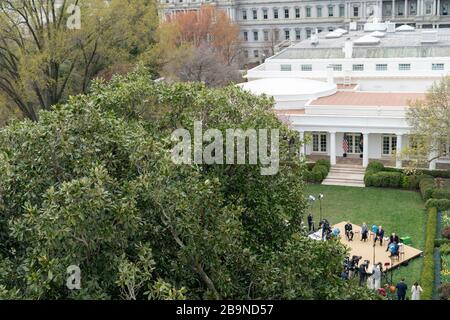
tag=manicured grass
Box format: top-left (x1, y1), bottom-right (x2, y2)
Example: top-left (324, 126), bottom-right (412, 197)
top-left (306, 184), bottom-right (426, 296)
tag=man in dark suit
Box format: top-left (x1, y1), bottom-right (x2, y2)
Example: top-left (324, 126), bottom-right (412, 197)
top-left (374, 225), bottom-right (384, 246)
top-left (386, 232), bottom-right (400, 251)
top-left (396, 279), bottom-right (408, 300)
top-left (345, 222), bottom-right (354, 241)
top-left (307, 213), bottom-right (314, 232)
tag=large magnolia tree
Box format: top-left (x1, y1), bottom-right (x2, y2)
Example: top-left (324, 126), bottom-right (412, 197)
top-left (0, 67), bottom-right (376, 300)
top-left (405, 76), bottom-right (450, 167)
top-left (0, 0), bottom-right (158, 121)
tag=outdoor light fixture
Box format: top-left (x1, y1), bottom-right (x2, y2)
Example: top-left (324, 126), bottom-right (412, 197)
top-left (318, 194), bottom-right (324, 221)
top-left (308, 195), bottom-right (316, 202)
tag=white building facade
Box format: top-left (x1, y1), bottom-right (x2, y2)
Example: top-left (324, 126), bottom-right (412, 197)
top-left (242, 24), bottom-right (450, 169)
top-left (160, 0), bottom-right (450, 63)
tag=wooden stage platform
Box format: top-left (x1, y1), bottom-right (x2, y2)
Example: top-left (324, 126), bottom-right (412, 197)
top-left (333, 222), bottom-right (423, 273)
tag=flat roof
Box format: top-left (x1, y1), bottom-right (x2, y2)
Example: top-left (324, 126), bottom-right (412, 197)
top-left (272, 29), bottom-right (450, 59)
top-left (309, 91), bottom-right (425, 107)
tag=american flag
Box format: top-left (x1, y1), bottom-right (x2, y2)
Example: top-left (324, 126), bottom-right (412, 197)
top-left (343, 134), bottom-right (349, 153)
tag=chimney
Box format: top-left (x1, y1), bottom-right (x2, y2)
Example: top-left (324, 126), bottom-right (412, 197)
top-left (343, 39), bottom-right (353, 59)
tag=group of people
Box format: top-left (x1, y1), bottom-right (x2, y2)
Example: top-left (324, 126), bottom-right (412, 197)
top-left (341, 256), bottom-right (423, 300)
top-left (308, 216), bottom-right (423, 300)
top-left (348, 222), bottom-right (401, 258)
top-left (379, 279), bottom-right (423, 300)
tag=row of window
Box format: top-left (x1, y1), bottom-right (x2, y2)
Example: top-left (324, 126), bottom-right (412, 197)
top-left (279, 63), bottom-right (445, 72)
top-left (243, 49), bottom-right (270, 59)
top-left (243, 28), bottom-right (330, 42)
top-left (242, 5), bottom-right (346, 21)
top-left (311, 133), bottom-right (398, 156)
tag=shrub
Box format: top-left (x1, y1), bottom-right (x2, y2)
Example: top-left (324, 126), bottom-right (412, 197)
top-left (365, 171), bottom-right (403, 188)
top-left (366, 161), bottom-right (384, 173)
top-left (443, 226), bottom-right (450, 240)
top-left (315, 159), bottom-right (331, 171)
top-left (425, 199), bottom-right (450, 211)
top-left (441, 243), bottom-right (450, 255)
top-left (420, 177), bottom-right (436, 201)
top-left (438, 282), bottom-right (450, 300)
top-left (400, 174), bottom-right (423, 190)
top-left (312, 164), bottom-right (329, 182)
top-left (306, 162), bottom-right (315, 171)
top-left (382, 166), bottom-right (404, 173)
top-left (421, 207), bottom-right (438, 300)
top-left (432, 189), bottom-right (450, 200)
top-left (435, 238), bottom-right (450, 247)
top-left (419, 169), bottom-right (450, 179)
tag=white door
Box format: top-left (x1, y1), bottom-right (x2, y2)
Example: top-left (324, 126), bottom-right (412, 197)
top-left (347, 134), bottom-right (361, 154)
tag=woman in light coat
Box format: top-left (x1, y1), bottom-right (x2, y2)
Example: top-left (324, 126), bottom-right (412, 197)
top-left (411, 282), bottom-right (423, 300)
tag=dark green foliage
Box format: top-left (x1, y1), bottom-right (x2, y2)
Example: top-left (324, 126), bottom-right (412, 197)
top-left (315, 159), bottom-right (331, 171)
top-left (307, 160), bottom-right (331, 183)
top-left (0, 68), bottom-right (375, 300)
top-left (420, 177), bottom-right (436, 201)
top-left (364, 171), bottom-right (403, 188)
top-left (425, 199), bottom-right (450, 211)
top-left (435, 238), bottom-right (450, 247)
top-left (421, 208), bottom-right (438, 300)
top-left (418, 169), bottom-right (450, 179)
top-left (366, 161), bottom-right (384, 173)
top-left (432, 189), bottom-right (450, 200)
top-left (400, 174), bottom-right (423, 190)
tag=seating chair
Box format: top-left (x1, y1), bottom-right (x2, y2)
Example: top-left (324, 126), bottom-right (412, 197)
top-left (398, 243), bottom-right (405, 260)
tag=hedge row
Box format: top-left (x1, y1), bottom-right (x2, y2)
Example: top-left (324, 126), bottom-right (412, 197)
top-left (364, 171), bottom-right (403, 188)
top-left (364, 161), bottom-right (432, 190)
top-left (421, 207), bottom-right (438, 300)
top-left (425, 199), bottom-right (450, 211)
top-left (305, 159), bottom-right (331, 183)
top-left (365, 161), bottom-right (450, 201)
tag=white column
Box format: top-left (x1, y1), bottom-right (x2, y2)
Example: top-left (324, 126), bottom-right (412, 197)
top-left (437, 0), bottom-right (441, 15)
top-left (393, 0), bottom-right (396, 18)
top-left (299, 131), bottom-right (305, 158)
top-left (330, 132), bottom-right (336, 166)
top-left (429, 148), bottom-right (438, 170)
top-left (396, 134), bottom-right (403, 168)
top-left (363, 133), bottom-right (369, 167)
top-left (405, 0), bottom-right (409, 17)
top-left (429, 158), bottom-right (437, 170)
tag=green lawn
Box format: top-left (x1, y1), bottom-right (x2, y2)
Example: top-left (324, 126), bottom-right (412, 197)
top-left (306, 184), bottom-right (426, 295)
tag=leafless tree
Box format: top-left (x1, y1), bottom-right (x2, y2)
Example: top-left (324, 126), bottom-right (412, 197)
top-left (165, 43), bottom-right (242, 87)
